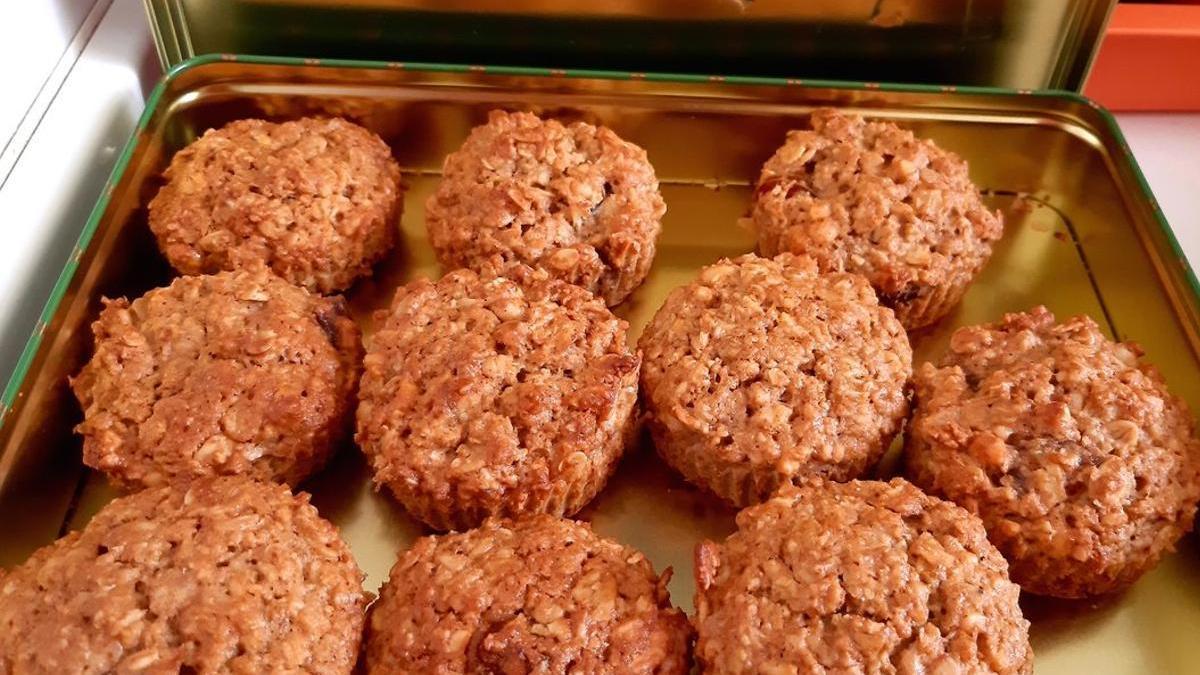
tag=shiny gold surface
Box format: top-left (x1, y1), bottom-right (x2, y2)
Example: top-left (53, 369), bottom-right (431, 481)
top-left (3, 60), bottom-right (1200, 672)
top-left (144, 0), bottom-right (1115, 90)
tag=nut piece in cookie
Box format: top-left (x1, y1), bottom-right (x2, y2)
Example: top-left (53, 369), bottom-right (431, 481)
top-left (356, 265), bottom-right (639, 530)
top-left (71, 266), bottom-right (361, 490)
top-left (906, 306), bottom-right (1200, 598)
top-left (426, 110), bottom-right (665, 306)
top-left (364, 515), bottom-right (691, 674)
top-left (0, 477), bottom-right (367, 674)
top-left (750, 108), bottom-right (1003, 329)
top-left (639, 253), bottom-right (911, 506)
top-left (148, 116), bottom-right (403, 293)
top-left (693, 479), bottom-right (1032, 674)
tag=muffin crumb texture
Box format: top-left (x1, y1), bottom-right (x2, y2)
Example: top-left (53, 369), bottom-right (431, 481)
top-left (426, 110), bottom-right (664, 306)
top-left (906, 306), bottom-right (1200, 597)
top-left (356, 265), bottom-right (639, 530)
top-left (751, 108), bottom-right (1002, 328)
top-left (694, 479), bottom-right (1032, 674)
top-left (364, 515), bottom-right (691, 674)
top-left (639, 253), bottom-right (911, 506)
top-left (71, 266), bottom-right (361, 490)
top-left (0, 477), bottom-right (367, 674)
top-left (148, 116), bottom-right (403, 293)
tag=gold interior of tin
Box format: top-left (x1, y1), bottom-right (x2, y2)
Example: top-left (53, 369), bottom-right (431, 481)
top-left (2, 61), bottom-right (1199, 673)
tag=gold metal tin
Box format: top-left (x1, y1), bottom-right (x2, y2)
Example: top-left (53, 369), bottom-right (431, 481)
top-left (2, 57), bottom-right (1198, 672)
top-left (143, 0), bottom-right (1116, 90)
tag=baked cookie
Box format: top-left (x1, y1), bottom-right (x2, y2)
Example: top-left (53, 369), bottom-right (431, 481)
top-left (694, 479), bottom-right (1032, 674)
top-left (750, 108), bottom-right (1003, 329)
top-left (71, 266), bottom-right (360, 490)
top-left (906, 306), bottom-right (1200, 597)
top-left (425, 110), bottom-right (664, 306)
top-left (364, 515), bottom-right (691, 673)
top-left (638, 253), bottom-right (911, 506)
top-left (356, 265), bottom-right (639, 530)
top-left (0, 477), bottom-right (366, 674)
top-left (148, 117), bottom-right (403, 293)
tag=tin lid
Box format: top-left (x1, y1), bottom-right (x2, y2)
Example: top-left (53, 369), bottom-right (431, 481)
top-left (144, 0), bottom-right (1115, 90)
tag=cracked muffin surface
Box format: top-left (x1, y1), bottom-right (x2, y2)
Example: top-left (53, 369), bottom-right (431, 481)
top-left (364, 515), bottom-right (691, 674)
top-left (0, 477), bottom-right (367, 675)
top-left (693, 478), bottom-right (1032, 674)
top-left (356, 265), bottom-right (639, 530)
top-left (638, 253), bottom-right (911, 506)
top-left (906, 306), bottom-right (1200, 598)
top-left (71, 266), bottom-right (361, 491)
top-left (425, 110), bottom-right (664, 306)
top-left (148, 116), bottom-right (403, 293)
top-left (750, 108), bottom-right (1002, 329)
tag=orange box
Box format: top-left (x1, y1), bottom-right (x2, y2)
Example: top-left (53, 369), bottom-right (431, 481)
top-left (1084, 3), bottom-right (1200, 111)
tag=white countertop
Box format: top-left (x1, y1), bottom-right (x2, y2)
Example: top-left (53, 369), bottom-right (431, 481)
top-left (1, 0), bottom-right (1199, 387)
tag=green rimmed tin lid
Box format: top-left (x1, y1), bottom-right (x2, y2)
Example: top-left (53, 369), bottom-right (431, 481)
top-left (143, 0), bottom-right (1115, 91)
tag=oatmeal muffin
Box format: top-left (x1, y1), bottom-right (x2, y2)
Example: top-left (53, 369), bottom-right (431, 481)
top-left (148, 116), bottom-right (403, 293)
top-left (0, 477), bottom-right (367, 674)
top-left (638, 253), bottom-right (911, 507)
top-left (364, 515), bottom-right (691, 674)
top-left (425, 110), bottom-right (665, 306)
top-left (356, 265), bottom-right (639, 530)
top-left (694, 478), bottom-right (1032, 674)
top-left (906, 306), bottom-right (1200, 598)
top-left (750, 108), bottom-right (1003, 329)
top-left (71, 266), bottom-right (361, 490)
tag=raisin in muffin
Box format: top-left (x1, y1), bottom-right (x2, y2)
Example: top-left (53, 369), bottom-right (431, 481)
top-left (364, 515), bottom-right (691, 673)
top-left (148, 117), bottom-right (403, 293)
top-left (0, 477), bottom-right (366, 674)
top-left (906, 306), bottom-right (1200, 597)
top-left (639, 253), bottom-right (911, 506)
top-left (425, 110), bottom-right (664, 306)
top-left (356, 265), bottom-right (639, 530)
top-left (694, 479), bottom-right (1032, 674)
top-left (750, 108), bottom-right (1003, 329)
top-left (71, 266), bottom-right (360, 490)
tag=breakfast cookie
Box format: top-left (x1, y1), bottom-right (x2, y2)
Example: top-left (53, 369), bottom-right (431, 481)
top-left (364, 515), bottom-right (691, 674)
top-left (638, 253), bottom-right (911, 506)
top-left (0, 477), bottom-right (366, 674)
top-left (426, 110), bottom-right (664, 306)
top-left (694, 478), bottom-right (1032, 674)
top-left (356, 265), bottom-right (639, 530)
top-left (71, 266), bottom-right (360, 490)
top-left (148, 116), bottom-right (403, 293)
top-left (750, 108), bottom-right (1002, 329)
top-left (906, 306), bottom-right (1200, 597)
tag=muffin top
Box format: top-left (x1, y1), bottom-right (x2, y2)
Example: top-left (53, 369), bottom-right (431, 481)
top-left (906, 306), bottom-right (1200, 597)
top-left (751, 108), bottom-right (1002, 305)
top-left (148, 116), bottom-right (402, 293)
top-left (425, 110), bottom-right (665, 306)
top-left (638, 253), bottom-right (911, 505)
top-left (356, 265), bottom-right (639, 529)
top-left (364, 515), bottom-right (691, 674)
top-left (694, 479), bottom-right (1032, 674)
top-left (71, 266), bottom-right (361, 490)
top-left (0, 477), bottom-right (367, 674)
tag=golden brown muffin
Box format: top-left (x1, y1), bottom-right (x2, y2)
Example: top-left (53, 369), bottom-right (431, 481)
top-left (364, 515), bottom-right (691, 674)
top-left (425, 110), bottom-right (664, 306)
top-left (694, 479), bottom-right (1032, 674)
top-left (0, 477), bottom-right (367, 674)
top-left (356, 265), bottom-right (639, 531)
top-left (905, 306), bottom-right (1200, 598)
top-left (148, 117), bottom-right (403, 293)
top-left (750, 108), bottom-right (1003, 329)
top-left (71, 267), bottom-right (361, 491)
top-left (638, 253), bottom-right (911, 507)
